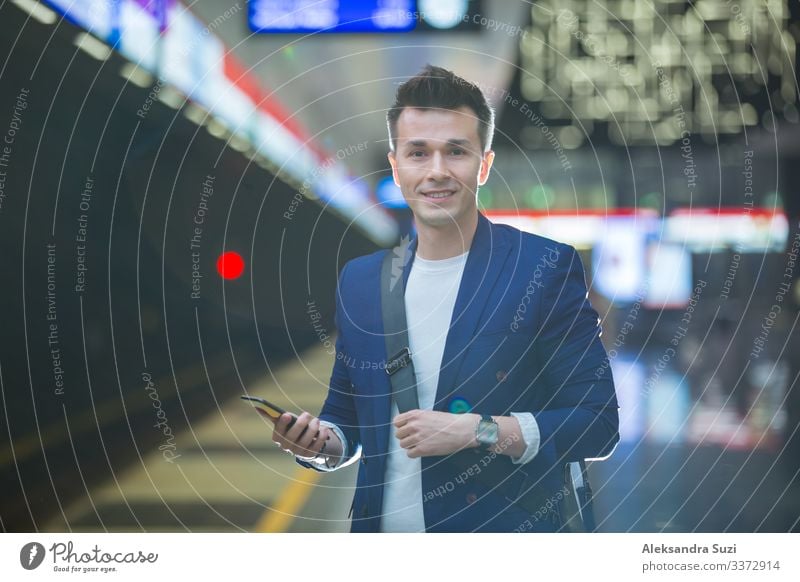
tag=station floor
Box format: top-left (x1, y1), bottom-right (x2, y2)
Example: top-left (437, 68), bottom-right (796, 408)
top-left (41, 345), bottom-right (800, 533)
top-left (43, 346), bottom-right (357, 533)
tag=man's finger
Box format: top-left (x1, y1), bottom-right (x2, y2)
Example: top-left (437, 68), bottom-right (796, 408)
top-left (296, 417), bottom-right (321, 453)
top-left (308, 426), bottom-right (330, 456)
top-left (398, 435), bottom-right (417, 449)
top-left (393, 412), bottom-right (409, 428)
top-left (285, 411), bottom-right (311, 442)
top-left (275, 412), bottom-right (296, 436)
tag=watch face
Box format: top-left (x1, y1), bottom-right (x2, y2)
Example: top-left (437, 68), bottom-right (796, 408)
top-left (477, 420), bottom-right (499, 445)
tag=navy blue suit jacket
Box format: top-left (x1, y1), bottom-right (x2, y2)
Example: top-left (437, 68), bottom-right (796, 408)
top-left (299, 212), bottom-right (619, 532)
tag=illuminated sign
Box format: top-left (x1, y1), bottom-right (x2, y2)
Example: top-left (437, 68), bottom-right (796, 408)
top-left (249, 0), bottom-right (483, 33)
top-left (520, 0), bottom-right (798, 144)
top-left (42, 0), bottom-right (399, 244)
top-left (486, 208), bottom-right (787, 252)
top-left (45, 0), bottom-right (115, 40)
top-left (248, 0), bottom-right (417, 33)
top-left (118, 0), bottom-right (166, 71)
top-left (376, 176), bottom-right (407, 208)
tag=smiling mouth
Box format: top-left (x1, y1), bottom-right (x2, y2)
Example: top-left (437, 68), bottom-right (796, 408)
top-left (421, 191), bottom-right (455, 200)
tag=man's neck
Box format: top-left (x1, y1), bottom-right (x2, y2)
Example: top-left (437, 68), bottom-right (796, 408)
top-left (415, 212), bottom-right (478, 260)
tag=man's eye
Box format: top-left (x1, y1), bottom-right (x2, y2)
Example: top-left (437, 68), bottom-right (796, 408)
top-left (450, 148), bottom-right (465, 156)
top-left (410, 151), bottom-right (425, 158)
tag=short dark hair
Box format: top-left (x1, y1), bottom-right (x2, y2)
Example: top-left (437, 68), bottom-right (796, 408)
top-left (387, 64), bottom-right (495, 153)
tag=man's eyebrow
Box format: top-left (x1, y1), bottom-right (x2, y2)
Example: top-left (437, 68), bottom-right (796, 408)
top-left (401, 138), bottom-right (473, 148)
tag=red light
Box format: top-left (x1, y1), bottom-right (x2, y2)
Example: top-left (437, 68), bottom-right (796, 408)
top-left (216, 251), bottom-right (245, 280)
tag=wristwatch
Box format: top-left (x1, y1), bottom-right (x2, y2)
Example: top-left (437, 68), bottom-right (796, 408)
top-left (475, 414), bottom-right (499, 451)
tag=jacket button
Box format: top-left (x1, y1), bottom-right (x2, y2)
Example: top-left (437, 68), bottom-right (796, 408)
top-left (496, 370), bottom-right (508, 382)
top-left (466, 493), bottom-right (478, 505)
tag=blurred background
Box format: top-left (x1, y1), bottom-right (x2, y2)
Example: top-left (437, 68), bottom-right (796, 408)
top-left (0, 0), bottom-right (799, 533)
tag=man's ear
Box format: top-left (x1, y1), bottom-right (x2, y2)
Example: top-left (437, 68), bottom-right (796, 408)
top-left (388, 151), bottom-right (400, 187)
top-left (478, 150), bottom-right (495, 186)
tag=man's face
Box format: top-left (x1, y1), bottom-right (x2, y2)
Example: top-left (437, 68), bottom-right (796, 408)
top-left (388, 106), bottom-right (494, 231)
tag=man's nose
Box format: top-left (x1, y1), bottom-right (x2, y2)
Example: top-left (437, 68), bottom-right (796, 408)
top-left (426, 151), bottom-right (449, 180)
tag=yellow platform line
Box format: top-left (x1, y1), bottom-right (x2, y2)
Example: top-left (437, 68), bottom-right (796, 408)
top-left (255, 467), bottom-right (321, 532)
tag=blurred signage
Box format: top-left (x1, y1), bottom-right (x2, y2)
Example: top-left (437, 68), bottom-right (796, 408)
top-left (249, 0), bottom-right (417, 33)
top-left (46, 0), bottom-right (116, 39)
top-left (41, 0), bottom-right (399, 244)
top-left (667, 207), bottom-right (788, 252)
top-left (248, 0), bottom-right (483, 33)
top-left (486, 207), bottom-right (787, 253)
top-left (375, 176), bottom-right (407, 208)
top-left (117, 0), bottom-right (167, 70)
top-left (486, 207), bottom-right (787, 308)
top-left (520, 0), bottom-right (798, 144)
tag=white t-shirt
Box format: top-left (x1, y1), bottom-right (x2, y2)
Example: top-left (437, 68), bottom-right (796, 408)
top-left (380, 250), bottom-right (470, 532)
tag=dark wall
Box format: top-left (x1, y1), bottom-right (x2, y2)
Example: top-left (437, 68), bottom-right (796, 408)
top-left (0, 6), bottom-right (379, 531)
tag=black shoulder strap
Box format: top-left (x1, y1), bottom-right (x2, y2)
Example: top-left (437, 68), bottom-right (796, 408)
top-left (380, 249), bottom-right (419, 412)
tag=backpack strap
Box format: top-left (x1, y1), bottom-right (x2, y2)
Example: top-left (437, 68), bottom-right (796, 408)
top-left (380, 249), bottom-right (419, 412)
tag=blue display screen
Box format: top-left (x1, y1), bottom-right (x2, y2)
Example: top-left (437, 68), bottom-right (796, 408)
top-left (248, 0), bottom-right (417, 33)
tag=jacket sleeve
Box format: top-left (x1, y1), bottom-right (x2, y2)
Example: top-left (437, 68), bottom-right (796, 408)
top-left (296, 262), bottom-right (362, 472)
top-left (531, 244), bottom-right (620, 465)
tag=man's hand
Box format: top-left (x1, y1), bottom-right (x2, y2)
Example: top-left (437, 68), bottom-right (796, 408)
top-left (268, 411), bottom-right (331, 459)
top-left (393, 410), bottom-right (479, 458)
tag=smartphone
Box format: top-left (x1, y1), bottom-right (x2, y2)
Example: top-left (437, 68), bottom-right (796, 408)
top-left (240, 396), bottom-right (296, 428)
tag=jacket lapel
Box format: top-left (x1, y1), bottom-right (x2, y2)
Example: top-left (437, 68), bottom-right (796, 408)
top-left (433, 213), bottom-right (511, 409)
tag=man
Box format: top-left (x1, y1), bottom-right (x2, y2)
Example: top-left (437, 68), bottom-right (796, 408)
top-left (271, 64), bottom-right (619, 532)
